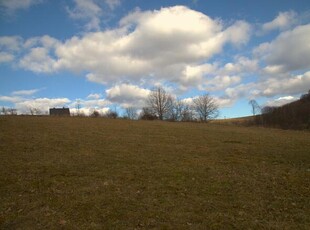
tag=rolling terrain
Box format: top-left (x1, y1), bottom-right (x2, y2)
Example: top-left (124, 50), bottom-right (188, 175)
top-left (0, 116), bottom-right (309, 229)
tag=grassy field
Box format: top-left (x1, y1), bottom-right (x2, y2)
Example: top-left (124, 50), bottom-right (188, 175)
top-left (0, 116), bottom-right (309, 229)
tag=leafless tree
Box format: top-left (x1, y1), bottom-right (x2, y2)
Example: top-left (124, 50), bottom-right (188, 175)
top-left (193, 94), bottom-right (219, 122)
top-left (169, 99), bottom-right (194, 121)
top-left (125, 107), bottom-right (138, 120)
top-left (248, 99), bottom-right (261, 116)
top-left (146, 87), bottom-right (173, 120)
top-left (139, 107), bottom-right (157, 120)
top-left (90, 110), bottom-right (100, 117)
top-left (180, 104), bottom-right (195, 121)
top-left (1, 107), bottom-right (7, 115)
top-left (104, 110), bottom-right (118, 119)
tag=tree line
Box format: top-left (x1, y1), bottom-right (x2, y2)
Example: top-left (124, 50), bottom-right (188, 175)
top-left (90, 86), bottom-right (219, 122)
top-left (247, 90), bottom-right (310, 129)
top-left (1, 86), bottom-right (220, 122)
top-left (134, 87), bottom-right (219, 122)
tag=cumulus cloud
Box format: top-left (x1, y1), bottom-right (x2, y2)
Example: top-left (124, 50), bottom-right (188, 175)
top-left (0, 36), bottom-right (23, 51)
top-left (106, 83), bottom-right (150, 108)
top-left (261, 11), bottom-right (298, 33)
top-left (225, 71), bottom-right (310, 100)
top-left (19, 47), bottom-right (57, 73)
top-left (221, 56), bottom-right (258, 75)
top-left (254, 24), bottom-right (310, 72)
top-left (4, 6), bottom-right (309, 110)
top-left (0, 95), bottom-right (23, 103)
top-left (45, 6), bottom-right (250, 88)
top-left (15, 98), bottom-right (70, 114)
top-left (206, 75), bottom-right (241, 91)
top-left (70, 107), bottom-right (109, 116)
top-left (260, 71), bottom-right (310, 97)
top-left (0, 92), bottom-right (111, 115)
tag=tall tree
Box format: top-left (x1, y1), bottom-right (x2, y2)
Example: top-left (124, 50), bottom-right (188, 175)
top-left (146, 87), bottom-right (173, 120)
top-left (193, 94), bottom-right (219, 122)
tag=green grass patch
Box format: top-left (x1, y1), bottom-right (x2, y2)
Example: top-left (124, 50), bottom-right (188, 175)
top-left (0, 116), bottom-right (309, 229)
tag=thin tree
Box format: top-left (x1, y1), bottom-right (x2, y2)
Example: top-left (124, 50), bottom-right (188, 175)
top-left (248, 99), bottom-right (261, 116)
top-left (193, 94), bottom-right (219, 122)
top-left (125, 107), bottom-right (138, 120)
top-left (146, 87), bottom-right (173, 120)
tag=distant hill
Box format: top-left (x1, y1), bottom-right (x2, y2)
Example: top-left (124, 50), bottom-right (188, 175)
top-left (259, 91), bottom-right (310, 129)
top-left (212, 91), bottom-right (310, 130)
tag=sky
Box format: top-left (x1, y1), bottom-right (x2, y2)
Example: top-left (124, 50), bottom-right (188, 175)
top-left (0, 0), bottom-right (310, 117)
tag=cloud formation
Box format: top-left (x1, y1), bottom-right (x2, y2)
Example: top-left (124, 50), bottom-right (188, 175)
top-left (261, 11), bottom-right (297, 33)
top-left (106, 84), bottom-right (150, 108)
top-left (0, 5), bottom-right (309, 112)
top-left (256, 24), bottom-right (310, 73)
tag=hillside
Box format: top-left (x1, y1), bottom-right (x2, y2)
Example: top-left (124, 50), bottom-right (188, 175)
top-left (0, 116), bottom-right (309, 229)
top-left (260, 92), bottom-right (310, 129)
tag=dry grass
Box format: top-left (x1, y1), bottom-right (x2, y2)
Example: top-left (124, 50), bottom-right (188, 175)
top-left (0, 116), bottom-right (309, 229)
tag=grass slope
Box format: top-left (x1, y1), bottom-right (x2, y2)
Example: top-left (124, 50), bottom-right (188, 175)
top-left (0, 116), bottom-right (309, 229)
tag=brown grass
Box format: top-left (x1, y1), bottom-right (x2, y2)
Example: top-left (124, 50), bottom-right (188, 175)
top-left (0, 116), bottom-right (309, 229)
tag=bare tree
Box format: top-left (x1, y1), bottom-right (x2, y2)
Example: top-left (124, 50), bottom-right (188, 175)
top-left (139, 107), bottom-right (157, 120)
top-left (125, 107), bottom-right (138, 120)
top-left (104, 110), bottom-right (118, 119)
top-left (146, 87), bottom-right (173, 120)
top-left (90, 110), bottom-right (100, 117)
top-left (34, 108), bottom-right (41, 115)
top-left (248, 99), bottom-right (261, 116)
top-left (193, 94), bottom-right (219, 122)
top-left (1, 107), bottom-right (7, 115)
top-left (180, 103), bottom-right (195, 122)
top-left (169, 99), bottom-right (194, 121)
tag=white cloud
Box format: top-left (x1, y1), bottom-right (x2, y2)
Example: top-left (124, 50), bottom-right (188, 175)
top-left (221, 56), bottom-right (258, 75)
top-left (265, 96), bottom-right (298, 107)
top-left (48, 6), bottom-right (250, 88)
top-left (87, 93), bottom-right (101, 99)
top-left (106, 83), bottom-right (150, 108)
top-left (261, 11), bottom-right (297, 33)
top-left (223, 20), bottom-right (252, 46)
top-left (180, 63), bottom-right (217, 87)
top-left (206, 75), bottom-right (241, 91)
top-left (0, 95), bottom-right (23, 103)
top-left (12, 89), bottom-right (40, 96)
top-left (255, 24), bottom-right (310, 72)
top-left (0, 0), bottom-right (42, 12)
top-left (19, 47), bottom-right (57, 73)
top-left (260, 71), bottom-right (310, 97)
top-left (15, 98), bottom-right (70, 114)
top-left (70, 107), bottom-right (109, 116)
top-left (224, 71), bottom-right (310, 100)
top-left (23, 35), bottom-right (60, 49)
top-left (0, 52), bottom-right (14, 63)
top-left (69, 97), bottom-right (110, 115)
top-left (0, 36), bottom-right (22, 51)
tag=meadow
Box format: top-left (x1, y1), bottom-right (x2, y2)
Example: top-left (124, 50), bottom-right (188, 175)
top-left (0, 116), bottom-right (309, 229)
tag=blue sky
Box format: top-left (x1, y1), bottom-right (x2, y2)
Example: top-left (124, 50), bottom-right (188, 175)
top-left (0, 0), bottom-right (310, 117)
